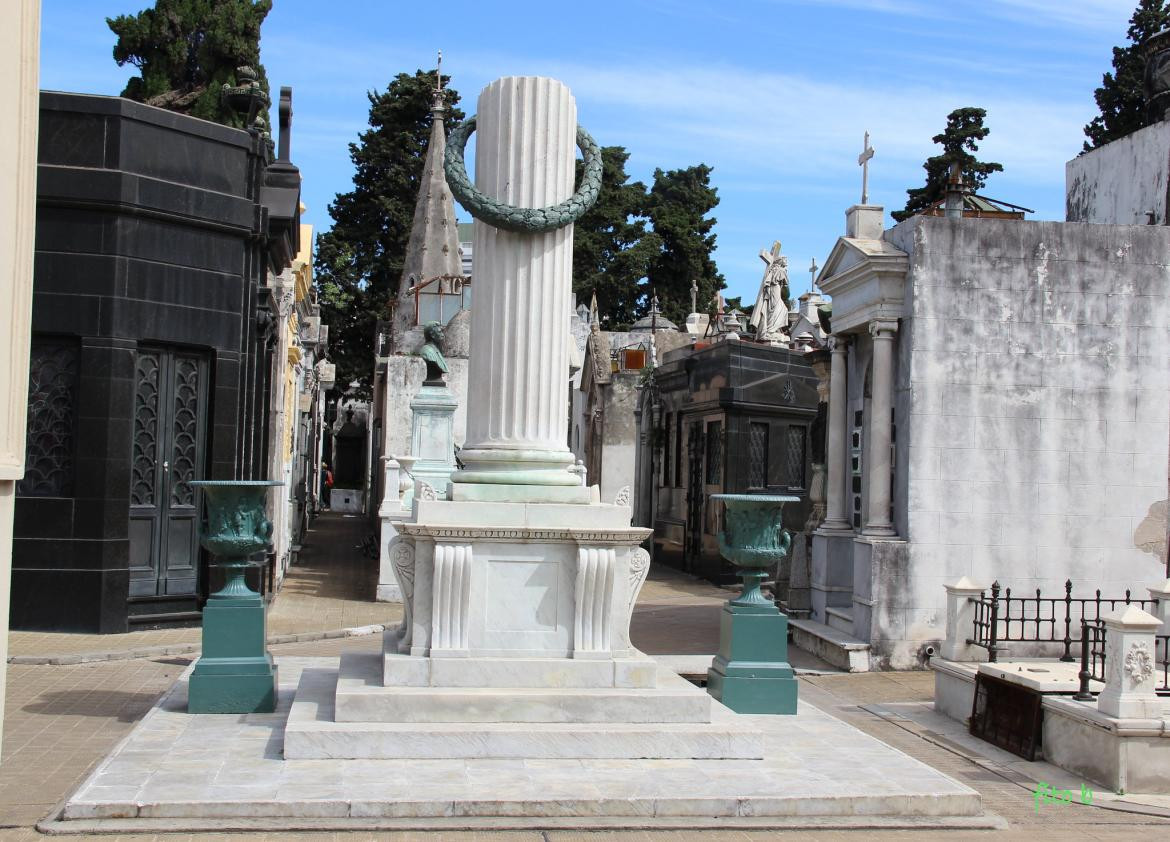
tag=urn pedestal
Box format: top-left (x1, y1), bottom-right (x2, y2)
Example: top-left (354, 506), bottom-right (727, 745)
top-left (707, 494), bottom-right (800, 714)
top-left (187, 480), bottom-right (283, 714)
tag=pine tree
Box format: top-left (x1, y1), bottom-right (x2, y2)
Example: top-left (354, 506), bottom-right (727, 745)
top-left (892, 107), bottom-right (1003, 223)
top-left (314, 71), bottom-right (463, 394)
top-left (1083, 0), bottom-right (1170, 150)
top-left (107, 0), bottom-right (271, 128)
top-left (572, 147), bottom-right (661, 327)
top-left (645, 164), bottom-right (725, 327)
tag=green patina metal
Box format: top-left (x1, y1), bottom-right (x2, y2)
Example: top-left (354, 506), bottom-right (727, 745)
top-left (187, 480), bottom-right (282, 714)
top-left (706, 493), bottom-right (800, 715)
top-left (444, 116), bottom-right (602, 233)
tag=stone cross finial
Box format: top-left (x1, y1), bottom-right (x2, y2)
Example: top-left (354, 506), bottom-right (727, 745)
top-left (432, 50), bottom-right (445, 112)
top-left (809, 257), bottom-right (819, 289)
top-left (858, 131), bottom-right (874, 204)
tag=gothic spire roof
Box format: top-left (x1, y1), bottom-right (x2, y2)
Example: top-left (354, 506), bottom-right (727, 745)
top-left (391, 63), bottom-right (463, 349)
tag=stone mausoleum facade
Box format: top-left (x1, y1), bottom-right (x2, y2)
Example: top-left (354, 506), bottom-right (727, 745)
top-left (11, 91), bottom-right (300, 632)
top-left (804, 203), bottom-right (1170, 670)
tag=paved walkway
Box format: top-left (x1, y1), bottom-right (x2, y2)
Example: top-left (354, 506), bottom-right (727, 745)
top-left (7, 513), bottom-right (400, 663)
top-left (3, 512), bottom-right (1170, 838)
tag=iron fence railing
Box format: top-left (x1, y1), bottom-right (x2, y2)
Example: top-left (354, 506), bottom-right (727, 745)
top-left (1075, 622), bottom-right (1170, 700)
top-left (968, 580), bottom-right (1158, 663)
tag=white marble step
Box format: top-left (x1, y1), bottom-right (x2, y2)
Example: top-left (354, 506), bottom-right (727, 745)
top-left (383, 644), bottom-right (658, 689)
top-left (284, 664), bottom-right (760, 760)
top-left (337, 653), bottom-right (710, 724)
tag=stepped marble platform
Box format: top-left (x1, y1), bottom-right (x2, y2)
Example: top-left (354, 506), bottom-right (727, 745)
top-left (286, 657), bottom-right (756, 759)
top-left (54, 657), bottom-right (998, 832)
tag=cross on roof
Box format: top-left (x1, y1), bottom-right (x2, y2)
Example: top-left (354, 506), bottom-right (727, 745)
top-left (809, 257), bottom-right (819, 287)
top-left (858, 131), bottom-right (874, 205)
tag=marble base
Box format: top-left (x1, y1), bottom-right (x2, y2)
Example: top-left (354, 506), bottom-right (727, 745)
top-left (336, 653), bottom-right (707, 724)
top-left (286, 664), bottom-right (758, 760)
top-left (59, 657), bottom-right (990, 829)
top-left (449, 482), bottom-right (593, 504)
top-left (383, 648), bottom-right (657, 688)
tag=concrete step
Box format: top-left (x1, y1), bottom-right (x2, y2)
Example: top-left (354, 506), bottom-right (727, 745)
top-left (338, 652), bottom-right (709, 723)
top-left (789, 618), bottom-right (871, 672)
top-left (825, 606), bottom-right (854, 635)
top-left (285, 665), bottom-right (760, 760)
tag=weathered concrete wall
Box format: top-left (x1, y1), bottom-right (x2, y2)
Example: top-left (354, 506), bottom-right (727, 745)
top-left (598, 371), bottom-right (641, 504)
top-left (880, 216), bottom-right (1170, 668)
top-left (1066, 120), bottom-right (1170, 225)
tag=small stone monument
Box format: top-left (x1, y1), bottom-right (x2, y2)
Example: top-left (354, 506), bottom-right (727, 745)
top-left (407, 321), bottom-right (457, 497)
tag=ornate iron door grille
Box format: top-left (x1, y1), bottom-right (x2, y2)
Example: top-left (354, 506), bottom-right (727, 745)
top-left (969, 672), bottom-right (1044, 760)
top-left (129, 347), bottom-right (209, 598)
top-left (684, 421), bottom-right (704, 572)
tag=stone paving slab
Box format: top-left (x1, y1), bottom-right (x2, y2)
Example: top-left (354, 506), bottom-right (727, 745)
top-left (51, 656), bottom-right (992, 831)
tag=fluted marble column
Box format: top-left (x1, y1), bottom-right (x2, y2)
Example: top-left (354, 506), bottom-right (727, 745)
top-left (865, 320), bottom-right (898, 537)
top-left (820, 337), bottom-right (852, 532)
top-left (452, 77), bottom-right (583, 498)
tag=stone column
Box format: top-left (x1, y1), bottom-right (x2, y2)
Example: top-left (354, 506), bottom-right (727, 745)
top-left (820, 336), bottom-right (851, 532)
top-left (1096, 605), bottom-right (1163, 719)
top-left (453, 77), bottom-right (585, 502)
top-left (0, 0), bottom-right (40, 762)
top-left (864, 320), bottom-right (898, 537)
top-left (942, 578), bottom-right (986, 662)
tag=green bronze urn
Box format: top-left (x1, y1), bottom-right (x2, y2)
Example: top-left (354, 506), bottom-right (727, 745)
top-left (707, 493), bottom-right (799, 714)
top-left (187, 480), bottom-right (282, 714)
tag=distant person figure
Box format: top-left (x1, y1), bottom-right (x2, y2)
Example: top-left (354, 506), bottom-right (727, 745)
top-left (321, 462), bottom-right (333, 510)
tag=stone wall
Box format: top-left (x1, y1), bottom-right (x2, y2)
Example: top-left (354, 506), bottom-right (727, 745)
top-left (1066, 120), bottom-right (1170, 225)
top-left (880, 216), bottom-right (1170, 666)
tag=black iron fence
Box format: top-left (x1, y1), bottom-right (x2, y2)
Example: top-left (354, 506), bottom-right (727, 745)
top-left (968, 580), bottom-right (1158, 663)
top-left (1075, 620), bottom-right (1170, 700)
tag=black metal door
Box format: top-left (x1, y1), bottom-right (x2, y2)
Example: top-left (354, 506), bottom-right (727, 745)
top-left (129, 348), bottom-right (208, 597)
top-left (684, 421), bottom-right (704, 572)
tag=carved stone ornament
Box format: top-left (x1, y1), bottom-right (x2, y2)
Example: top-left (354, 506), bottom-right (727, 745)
top-left (390, 538), bottom-right (416, 647)
top-left (1124, 642), bottom-right (1155, 685)
top-left (417, 481), bottom-right (438, 501)
top-left (614, 485), bottom-right (631, 507)
top-left (627, 546), bottom-right (651, 612)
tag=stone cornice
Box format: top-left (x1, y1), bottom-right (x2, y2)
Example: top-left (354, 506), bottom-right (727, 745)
top-left (399, 524), bottom-right (652, 546)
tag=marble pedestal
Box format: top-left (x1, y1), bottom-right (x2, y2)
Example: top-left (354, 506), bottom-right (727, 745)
top-left (408, 384), bottom-right (457, 498)
top-left (285, 498), bottom-right (756, 760)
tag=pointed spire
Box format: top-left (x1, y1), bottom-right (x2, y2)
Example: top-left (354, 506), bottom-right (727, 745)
top-left (589, 291), bottom-right (600, 328)
top-left (391, 52), bottom-right (463, 351)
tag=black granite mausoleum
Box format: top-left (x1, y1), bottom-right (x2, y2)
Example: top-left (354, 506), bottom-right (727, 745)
top-left (648, 341), bottom-right (821, 583)
top-left (11, 91), bottom-right (300, 632)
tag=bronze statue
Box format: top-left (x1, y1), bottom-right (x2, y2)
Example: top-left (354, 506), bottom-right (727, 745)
top-left (417, 321), bottom-right (448, 385)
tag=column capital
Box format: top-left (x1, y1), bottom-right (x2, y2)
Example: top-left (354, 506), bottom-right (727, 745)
top-left (869, 318), bottom-right (899, 339)
top-left (828, 335), bottom-right (849, 353)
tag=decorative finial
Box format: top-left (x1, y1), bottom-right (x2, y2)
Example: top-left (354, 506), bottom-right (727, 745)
top-left (589, 291), bottom-right (600, 328)
top-left (858, 131), bottom-right (874, 205)
top-left (431, 50), bottom-right (445, 112)
top-left (809, 257), bottom-right (819, 288)
top-left (690, 279), bottom-right (698, 315)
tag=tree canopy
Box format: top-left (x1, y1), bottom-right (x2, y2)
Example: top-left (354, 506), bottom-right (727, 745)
top-left (892, 107), bottom-right (1003, 223)
top-left (314, 70), bottom-right (464, 394)
top-left (107, 0), bottom-right (271, 128)
top-left (1083, 0), bottom-right (1170, 150)
top-left (571, 147), bottom-right (661, 328)
top-left (646, 164), bottom-right (725, 326)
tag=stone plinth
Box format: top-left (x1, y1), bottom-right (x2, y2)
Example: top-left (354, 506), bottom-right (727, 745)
top-left (408, 384), bottom-right (457, 497)
top-left (1096, 604), bottom-right (1163, 720)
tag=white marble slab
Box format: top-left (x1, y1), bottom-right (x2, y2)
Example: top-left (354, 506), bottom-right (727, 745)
top-left (58, 657), bottom-right (987, 830)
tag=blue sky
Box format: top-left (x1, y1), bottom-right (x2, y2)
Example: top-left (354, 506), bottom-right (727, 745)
top-left (40, 0), bottom-right (1134, 305)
